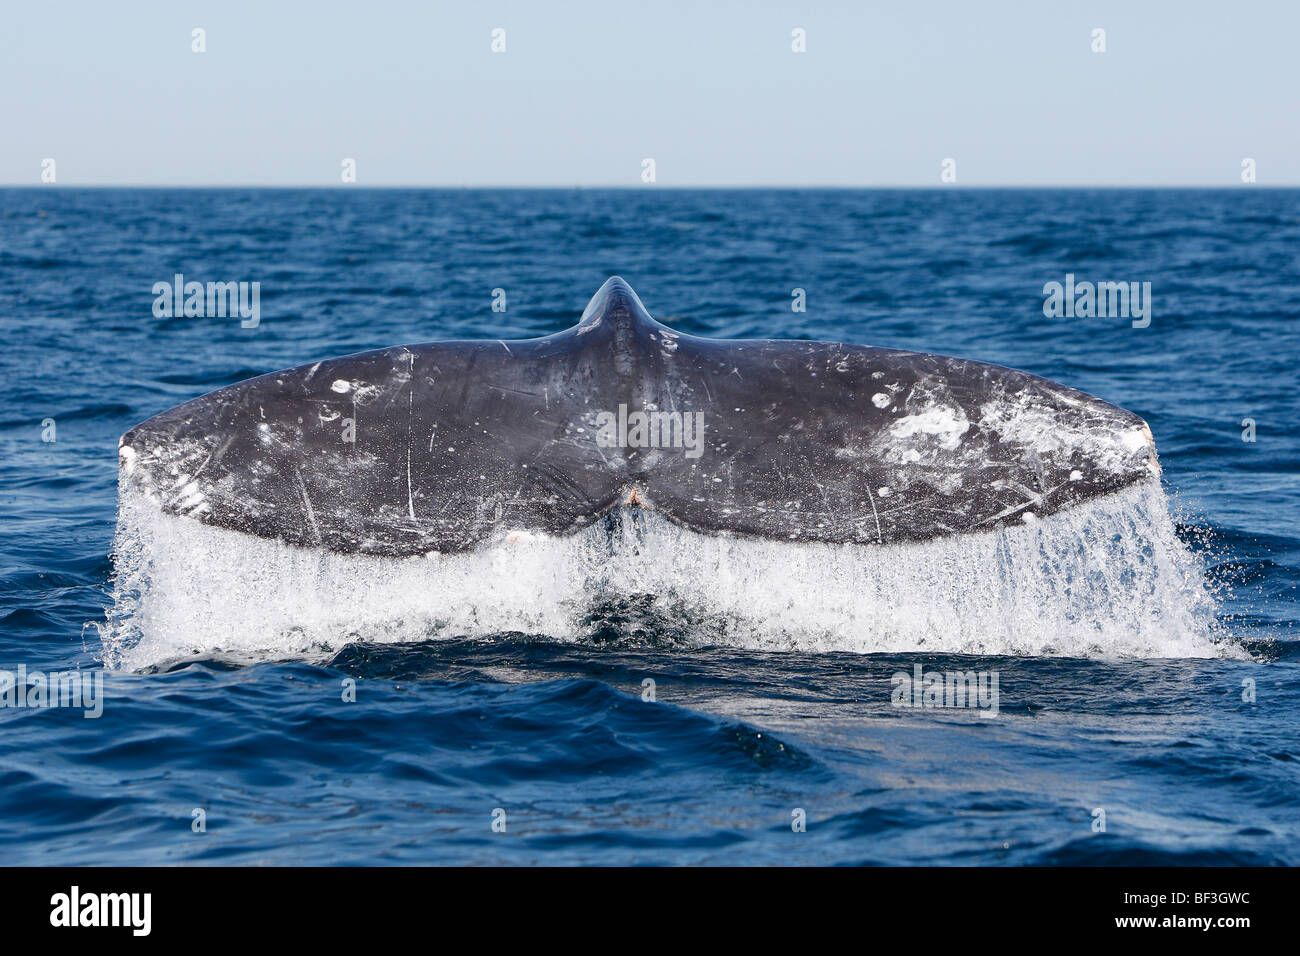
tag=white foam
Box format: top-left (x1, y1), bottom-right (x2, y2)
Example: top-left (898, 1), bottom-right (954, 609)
top-left (101, 481), bottom-right (1228, 671)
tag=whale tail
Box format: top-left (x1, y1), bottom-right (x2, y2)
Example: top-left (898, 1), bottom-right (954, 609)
top-left (119, 276), bottom-right (1159, 556)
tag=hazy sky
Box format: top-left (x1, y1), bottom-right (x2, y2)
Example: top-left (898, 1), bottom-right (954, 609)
top-left (3, 1), bottom-right (1296, 186)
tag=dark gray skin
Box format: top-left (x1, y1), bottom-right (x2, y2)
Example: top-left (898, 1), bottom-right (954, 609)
top-left (119, 277), bottom-right (1159, 556)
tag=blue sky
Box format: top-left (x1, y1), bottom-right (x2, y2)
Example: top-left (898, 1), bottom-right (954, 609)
top-left (3, 1), bottom-right (1296, 186)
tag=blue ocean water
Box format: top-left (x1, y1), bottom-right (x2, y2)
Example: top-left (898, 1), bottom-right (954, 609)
top-left (1, 188), bottom-right (1297, 865)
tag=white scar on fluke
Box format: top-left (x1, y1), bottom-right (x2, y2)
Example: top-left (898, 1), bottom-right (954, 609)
top-left (106, 278), bottom-right (1217, 668)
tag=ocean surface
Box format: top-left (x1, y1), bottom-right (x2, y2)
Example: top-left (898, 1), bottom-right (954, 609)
top-left (1, 188), bottom-right (1297, 865)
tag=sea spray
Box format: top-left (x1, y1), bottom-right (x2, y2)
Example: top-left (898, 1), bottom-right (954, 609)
top-left (102, 480), bottom-right (1224, 670)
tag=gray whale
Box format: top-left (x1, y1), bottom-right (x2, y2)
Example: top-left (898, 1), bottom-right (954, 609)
top-left (119, 277), bottom-right (1159, 556)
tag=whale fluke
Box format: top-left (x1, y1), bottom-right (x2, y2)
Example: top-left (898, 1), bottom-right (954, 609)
top-left (118, 277), bottom-right (1159, 556)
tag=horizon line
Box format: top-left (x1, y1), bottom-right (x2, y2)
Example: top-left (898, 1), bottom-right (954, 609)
top-left (1, 183), bottom-right (1294, 190)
